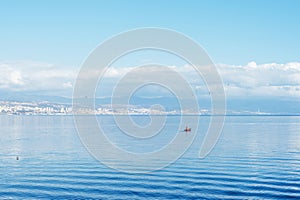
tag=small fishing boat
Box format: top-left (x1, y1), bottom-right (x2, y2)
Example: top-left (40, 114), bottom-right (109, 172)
top-left (184, 126), bottom-right (191, 132)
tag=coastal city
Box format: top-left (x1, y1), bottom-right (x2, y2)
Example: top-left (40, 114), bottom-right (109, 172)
top-left (0, 101), bottom-right (210, 115)
top-left (0, 101), bottom-right (272, 116)
top-left (0, 101), bottom-right (72, 115)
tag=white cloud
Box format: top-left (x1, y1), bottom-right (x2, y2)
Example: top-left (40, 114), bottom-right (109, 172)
top-left (218, 61), bottom-right (300, 98)
top-left (0, 61), bottom-right (77, 94)
top-left (104, 67), bottom-right (134, 78)
top-left (0, 64), bottom-right (24, 88)
top-left (62, 81), bottom-right (73, 89)
top-left (0, 60), bottom-right (299, 99)
top-left (10, 70), bottom-right (24, 85)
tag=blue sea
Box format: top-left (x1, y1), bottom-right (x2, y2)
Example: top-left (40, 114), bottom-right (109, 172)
top-left (0, 115), bottom-right (300, 199)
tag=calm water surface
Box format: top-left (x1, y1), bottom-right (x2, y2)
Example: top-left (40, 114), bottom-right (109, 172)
top-left (0, 115), bottom-right (299, 199)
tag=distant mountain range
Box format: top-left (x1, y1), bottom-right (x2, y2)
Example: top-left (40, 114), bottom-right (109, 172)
top-left (0, 91), bottom-right (299, 115)
top-left (0, 91), bottom-right (70, 104)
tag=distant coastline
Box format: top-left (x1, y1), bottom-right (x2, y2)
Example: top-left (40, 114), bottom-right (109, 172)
top-left (1, 100), bottom-right (299, 116)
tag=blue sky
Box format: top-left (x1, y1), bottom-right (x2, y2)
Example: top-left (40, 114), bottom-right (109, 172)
top-left (1, 0), bottom-right (299, 65)
top-left (0, 0), bottom-right (299, 113)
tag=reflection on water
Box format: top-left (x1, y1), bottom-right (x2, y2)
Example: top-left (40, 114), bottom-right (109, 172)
top-left (0, 115), bottom-right (299, 199)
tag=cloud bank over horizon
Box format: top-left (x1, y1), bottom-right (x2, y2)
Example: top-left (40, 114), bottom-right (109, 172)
top-left (219, 61), bottom-right (300, 99)
top-left (0, 60), bottom-right (299, 100)
top-left (0, 61), bottom-right (77, 96)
